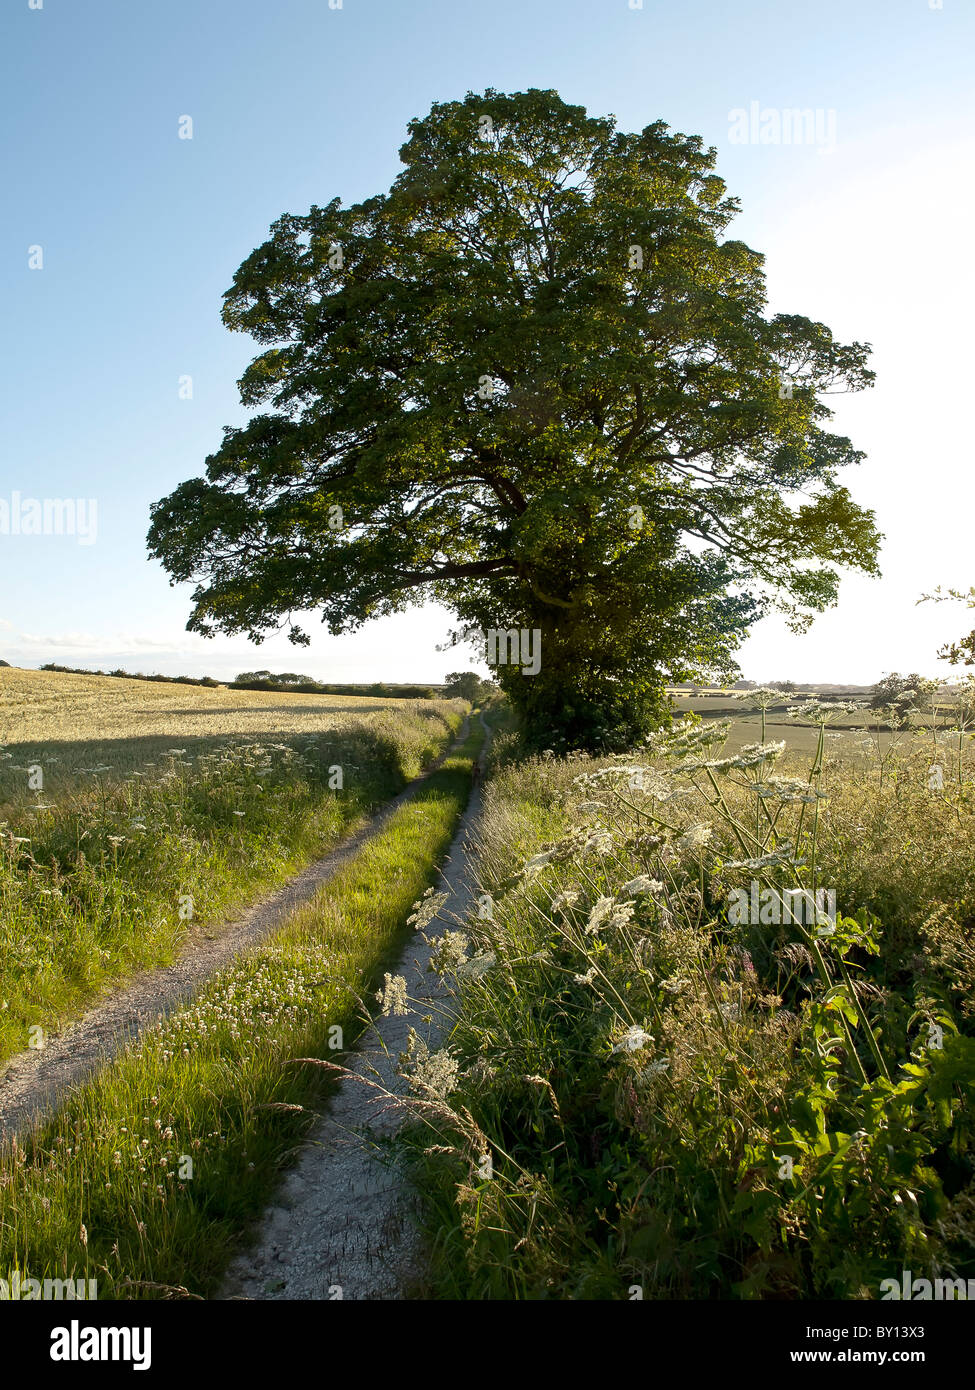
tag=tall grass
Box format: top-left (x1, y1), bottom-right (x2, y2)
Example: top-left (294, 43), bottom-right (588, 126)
top-left (0, 726), bottom-right (484, 1299)
top-left (0, 705), bottom-right (464, 1064)
top-left (395, 710), bottom-right (975, 1299)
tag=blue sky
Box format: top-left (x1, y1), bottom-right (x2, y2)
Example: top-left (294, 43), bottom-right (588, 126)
top-left (2, 0), bottom-right (973, 684)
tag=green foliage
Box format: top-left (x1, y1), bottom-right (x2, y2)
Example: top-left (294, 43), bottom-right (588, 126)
top-left (148, 88), bottom-right (879, 752)
top-left (443, 670), bottom-right (496, 703)
top-left (0, 709), bottom-right (458, 1064)
top-left (0, 728), bottom-right (485, 1299)
top-left (230, 672), bottom-right (437, 698)
top-left (869, 671), bottom-right (930, 710)
top-left (234, 669), bottom-right (313, 686)
top-left (918, 585), bottom-right (975, 667)
top-left (395, 721), bottom-right (975, 1299)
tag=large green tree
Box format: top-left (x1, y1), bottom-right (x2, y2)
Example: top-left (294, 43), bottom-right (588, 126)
top-left (148, 88), bottom-right (881, 750)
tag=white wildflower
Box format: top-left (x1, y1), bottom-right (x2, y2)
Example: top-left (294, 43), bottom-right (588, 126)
top-left (677, 823), bottom-right (713, 852)
top-left (376, 973), bottom-right (409, 1016)
top-left (550, 890), bottom-right (580, 913)
top-left (756, 776), bottom-right (826, 804)
top-left (608, 901), bottom-right (636, 930)
top-left (407, 888), bottom-right (448, 931)
top-left (583, 828), bottom-right (614, 855)
top-left (733, 687), bottom-right (782, 707)
top-left (586, 896), bottom-right (616, 934)
top-left (522, 849), bottom-right (556, 875)
top-left (404, 1039), bottom-right (460, 1099)
top-left (612, 1025), bottom-right (653, 1054)
top-left (734, 740), bottom-right (787, 766)
top-left (621, 875), bottom-right (664, 897)
top-left (455, 950), bottom-right (497, 981)
top-left (428, 931), bottom-right (469, 974)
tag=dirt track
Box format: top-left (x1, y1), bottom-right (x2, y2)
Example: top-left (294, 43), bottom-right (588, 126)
top-left (0, 724), bottom-right (469, 1144)
top-left (219, 717), bottom-right (489, 1301)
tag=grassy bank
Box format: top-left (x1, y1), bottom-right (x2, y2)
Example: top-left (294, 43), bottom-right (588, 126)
top-left (397, 713), bottom-right (975, 1299)
top-left (0, 722), bottom-right (483, 1300)
top-left (0, 700), bottom-right (464, 1065)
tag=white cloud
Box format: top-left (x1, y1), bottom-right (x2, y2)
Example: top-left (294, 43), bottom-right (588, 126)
top-left (13, 631), bottom-right (184, 653)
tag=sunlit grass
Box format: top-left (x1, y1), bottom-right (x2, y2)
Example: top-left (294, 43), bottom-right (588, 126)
top-left (394, 716), bottom-right (975, 1300)
top-left (0, 726), bottom-right (484, 1300)
top-left (0, 684), bottom-right (465, 1064)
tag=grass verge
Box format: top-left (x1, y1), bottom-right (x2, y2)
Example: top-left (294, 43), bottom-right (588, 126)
top-left (395, 717), bottom-right (975, 1300)
top-left (0, 705), bottom-right (464, 1065)
top-left (0, 721), bottom-right (484, 1300)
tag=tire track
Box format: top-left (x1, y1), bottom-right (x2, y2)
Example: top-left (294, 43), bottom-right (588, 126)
top-left (219, 716), bottom-right (490, 1301)
top-left (0, 721), bottom-right (470, 1144)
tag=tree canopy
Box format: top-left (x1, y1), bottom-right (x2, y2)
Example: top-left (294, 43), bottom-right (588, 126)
top-left (443, 670), bottom-right (497, 703)
top-left (148, 88), bottom-right (880, 749)
top-left (869, 672), bottom-right (930, 711)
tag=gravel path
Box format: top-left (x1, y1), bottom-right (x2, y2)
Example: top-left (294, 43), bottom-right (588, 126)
top-left (219, 718), bottom-right (489, 1302)
top-left (0, 725), bottom-right (469, 1144)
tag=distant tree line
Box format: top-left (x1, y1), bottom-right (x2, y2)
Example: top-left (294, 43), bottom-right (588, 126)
top-left (34, 663), bottom-right (467, 701)
top-left (230, 671), bottom-right (440, 699)
top-left (441, 671), bottom-right (499, 703)
top-left (40, 663), bottom-right (221, 687)
top-left (32, 662), bottom-right (499, 703)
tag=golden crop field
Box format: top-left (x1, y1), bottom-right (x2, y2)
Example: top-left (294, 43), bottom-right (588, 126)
top-left (0, 667), bottom-right (464, 807)
top-left (0, 667), bottom-right (441, 743)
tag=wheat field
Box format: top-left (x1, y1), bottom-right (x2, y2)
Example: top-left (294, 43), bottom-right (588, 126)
top-left (0, 667), bottom-right (463, 801)
top-left (0, 666), bottom-right (445, 743)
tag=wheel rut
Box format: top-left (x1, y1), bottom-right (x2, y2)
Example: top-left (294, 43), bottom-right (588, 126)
top-left (0, 722), bottom-right (470, 1145)
top-left (219, 717), bottom-right (490, 1302)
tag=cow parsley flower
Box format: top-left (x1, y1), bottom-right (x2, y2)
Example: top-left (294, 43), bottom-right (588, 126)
top-left (376, 973), bottom-right (409, 1016)
top-left (678, 823), bottom-right (713, 852)
top-left (723, 843), bottom-right (805, 870)
top-left (522, 849), bottom-right (556, 875)
top-left (550, 890), bottom-right (580, 913)
top-left (403, 1038), bottom-right (460, 1099)
top-left (583, 829), bottom-right (614, 855)
top-left (407, 888), bottom-right (448, 931)
top-left (611, 1025), bottom-right (653, 1054)
top-left (428, 930), bottom-right (469, 974)
top-left (455, 950), bottom-right (497, 981)
top-left (586, 896), bottom-right (617, 933)
top-left (621, 875), bottom-right (664, 896)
